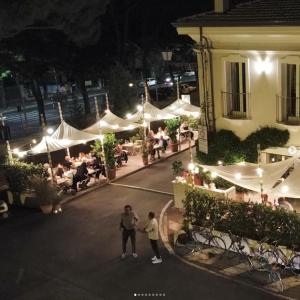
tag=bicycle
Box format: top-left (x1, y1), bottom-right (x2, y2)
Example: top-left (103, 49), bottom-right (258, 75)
top-left (247, 238), bottom-right (284, 292)
top-left (262, 242), bottom-right (300, 276)
top-left (225, 231), bottom-right (253, 270)
top-left (174, 225), bottom-right (226, 257)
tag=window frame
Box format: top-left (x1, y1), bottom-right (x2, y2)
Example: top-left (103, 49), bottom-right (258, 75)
top-left (222, 54), bottom-right (250, 119)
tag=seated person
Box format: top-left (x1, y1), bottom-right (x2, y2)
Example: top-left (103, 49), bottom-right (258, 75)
top-left (115, 143), bottom-right (128, 166)
top-left (72, 162), bottom-right (89, 191)
top-left (179, 121), bottom-right (194, 139)
top-left (91, 156), bottom-right (106, 178)
top-left (42, 163), bottom-right (52, 181)
top-left (277, 197), bottom-right (294, 212)
top-left (56, 165), bottom-right (64, 178)
top-left (61, 166), bottom-right (74, 190)
top-left (63, 156), bottom-right (73, 168)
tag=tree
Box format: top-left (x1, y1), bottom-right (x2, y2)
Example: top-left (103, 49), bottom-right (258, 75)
top-left (0, 0), bottom-right (110, 47)
top-left (106, 63), bottom-right (135, 116)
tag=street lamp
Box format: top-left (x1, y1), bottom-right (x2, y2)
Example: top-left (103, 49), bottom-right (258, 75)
top-left (161, 49), bottom-right (174, 84)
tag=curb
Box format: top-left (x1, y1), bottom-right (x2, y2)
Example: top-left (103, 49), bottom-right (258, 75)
top-left (158, 200), bottom-right (294, 300)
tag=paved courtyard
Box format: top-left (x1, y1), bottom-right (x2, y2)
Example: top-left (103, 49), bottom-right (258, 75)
top-left (0, 151), bottom-right (286, 300)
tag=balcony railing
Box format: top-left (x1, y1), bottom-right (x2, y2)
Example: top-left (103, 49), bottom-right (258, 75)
top-left (276, 95), bottom-right (300, 125)
top-left (221, 91), bottom-right (251, 119)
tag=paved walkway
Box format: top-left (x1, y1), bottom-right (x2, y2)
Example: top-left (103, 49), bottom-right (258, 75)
top-left (0, 151), bottom-right (282, 300)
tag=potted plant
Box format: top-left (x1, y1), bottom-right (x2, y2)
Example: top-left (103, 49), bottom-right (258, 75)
top-left (3, 160), bottom-right (43, 205)
top-left (141, 141), bottom-right (149, 165)
top-left (165, 118), bottom-right (180, 152)
top-left (30, 176), bottom-right (61, 214)
top-left (103, 133), bottom-right (117, 180)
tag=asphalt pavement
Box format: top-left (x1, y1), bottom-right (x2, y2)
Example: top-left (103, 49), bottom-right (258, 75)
top-left (0, 151), bottom-right (280, 300)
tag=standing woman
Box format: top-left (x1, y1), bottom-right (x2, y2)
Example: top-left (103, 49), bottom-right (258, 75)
top-left (144, 212), bottom-right (162, 264)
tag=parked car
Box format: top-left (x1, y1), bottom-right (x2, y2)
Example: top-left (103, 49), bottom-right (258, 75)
top-left (137, 78), bottom-right (157, 88)
top-left (181, 83), bottom-right (196, 94)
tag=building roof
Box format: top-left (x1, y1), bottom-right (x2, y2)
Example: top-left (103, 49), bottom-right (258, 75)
top-left (174, 0), bottom-right (300, 27)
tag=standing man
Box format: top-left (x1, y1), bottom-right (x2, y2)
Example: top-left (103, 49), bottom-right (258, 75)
top-left (120, 205), bottom-right (139, 259)
top-left (144, 212), bottom-right (162, 264)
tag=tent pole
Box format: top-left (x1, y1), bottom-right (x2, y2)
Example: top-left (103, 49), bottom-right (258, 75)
top-left (57, 102), bottom-right (70, 157)
top-left (94, 96), bottom-right (109, 182)
top-left (40, 113), bottom-right (55, 183)
top-left (105, 93), bottom-right (110, 111)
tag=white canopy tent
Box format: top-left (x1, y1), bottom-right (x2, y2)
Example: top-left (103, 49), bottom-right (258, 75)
top-left (162, 98), bottom-right (201, 118)
top-left (270, 159), bottom-right (300, 198)
top-left (51, 120), bottom-right (100, 142)
top-left (31, 121), bottom-right (100, 154)
top-left (31, 136), bottom-right (74, 154)
top-left (199, 158), bottom-right (296, 193)
top-left (84, 110), bottom-right (139, 135)
top-left (128, 101), bottom-right (175, 123)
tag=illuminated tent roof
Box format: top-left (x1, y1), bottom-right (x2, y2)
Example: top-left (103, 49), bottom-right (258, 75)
top-left (128, 102), bottom-right (175, 123)
top-left (31, 121), bottom-right (100, 154)
top-left (51, 120), bottom-right (99, 141)
top-left (199, 157), bottom-right (296, 193)
top-left (31, 136), bottom-right (74, 154)
top-left (162, 99), bottom-right (200, 117)
top-left (84, 110), bottom-right (139, 134)
top-left (271, 159), bottom-right (300, 198)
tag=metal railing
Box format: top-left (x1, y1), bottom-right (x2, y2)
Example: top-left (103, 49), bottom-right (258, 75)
top-left (276, 95), bottom-right (300, 125)
top-left (221, 91), bottom-right (251, 119)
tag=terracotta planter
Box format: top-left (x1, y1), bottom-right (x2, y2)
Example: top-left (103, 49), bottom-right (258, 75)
top-left (142, 156), bottom-right (149, 166)
top-left (107, 168), bottom-right (116, 180)
top-left (170, 142), bottom-right (178, 152)
top-left (40, 204), bottom-right (53, 215)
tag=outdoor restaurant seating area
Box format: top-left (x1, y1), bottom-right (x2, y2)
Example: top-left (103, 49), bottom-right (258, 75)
top-left (6, 95), bottom-right (200, 199)
top-left (42, 125), bottom-right (197, 195)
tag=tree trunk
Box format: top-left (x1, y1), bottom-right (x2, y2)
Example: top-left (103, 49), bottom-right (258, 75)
top-left (32, 79), bottom-right (46, 125)
top-left (0, 79), bottom-right (7, 108)
top-left (78, 79), bottom-right (90, 114)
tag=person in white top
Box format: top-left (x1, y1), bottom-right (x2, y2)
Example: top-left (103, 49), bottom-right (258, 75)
top-left (143, 212), bottom-right (162, 264)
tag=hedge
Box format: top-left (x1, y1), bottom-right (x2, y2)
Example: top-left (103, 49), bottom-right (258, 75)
top-left (184, 189), bottom-right (300, 249)
top-left (197, 127), bottom-right (290, 164)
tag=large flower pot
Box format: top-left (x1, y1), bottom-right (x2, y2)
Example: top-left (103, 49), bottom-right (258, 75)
top-left (40, 204), bottom-right (53, 215)
top-left (142, 156), bottom-right (149, 166)
top-left (170, 142), bottom-right (178, 153)
top-left (107, 168), bottom-right (116, 180)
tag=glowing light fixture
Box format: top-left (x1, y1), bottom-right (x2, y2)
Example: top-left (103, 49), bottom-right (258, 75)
top-left (256, 167), bottom-right (263, 177)
top-left (137, 105), bottom-right (143, 112)
top-left (126, 113), bottom-right (133, 119)
top-left (217, 160), bottom-right (223, 165)
top-left (211, 171), bottom-right (218, 179)
top-left (255, 58), bottom-right (272, 74)
top-left (13, 148), bottom-right (19, 154)
top-left (281, 185), bottom-right (289, 194)
top-left (32, 139), bottom-right (37, 144)
top-left (234, 173), bottom-right (242, 180)
top-left (288, 146), bottom-right (298, 156)
top-left (128, 83), bottom-right (134, 87)
top-left (47, 128), bottom-right (54, 135)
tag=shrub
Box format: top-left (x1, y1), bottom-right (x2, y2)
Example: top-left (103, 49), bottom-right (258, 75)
top-left (3, 160), bottom-right (43, 194)
top-left (184, 189), bottom-right (300, 248)
top-left (103, 133), bottom-right (116, 169)
top-left (197, 127), bottom-right (290, 164)
top-left (241, 127), bottom-right (289, 162)
top-left (165, 118), bottom-right (180, 143)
